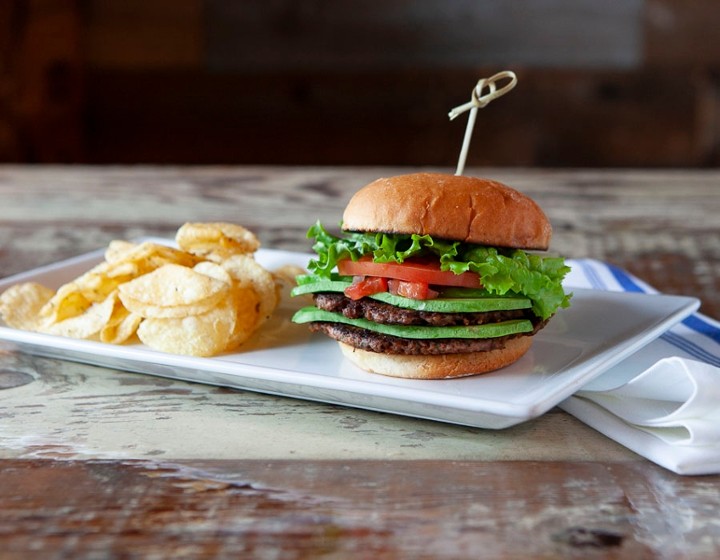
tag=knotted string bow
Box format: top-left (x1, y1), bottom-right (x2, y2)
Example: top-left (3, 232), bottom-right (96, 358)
top-left (449, 71), bottom-right (517, 176)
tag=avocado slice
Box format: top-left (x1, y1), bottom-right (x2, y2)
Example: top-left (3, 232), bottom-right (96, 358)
top-left (291, 275), bottom-right (531, 313)
top-left (292, 307), bottom-right (533, 340)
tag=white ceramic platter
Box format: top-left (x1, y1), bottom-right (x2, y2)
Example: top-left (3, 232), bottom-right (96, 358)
top-left (0, 246), bottom-right (699, 429)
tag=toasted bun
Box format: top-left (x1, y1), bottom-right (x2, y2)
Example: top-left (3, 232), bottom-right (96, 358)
top-left (342, 173), bottom-right (552, 250)
top-left (338, 336), bottom-right (533, 379)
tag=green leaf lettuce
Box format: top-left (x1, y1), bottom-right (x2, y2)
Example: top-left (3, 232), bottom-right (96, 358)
top-left (305, 221), bottom-right (572, 320)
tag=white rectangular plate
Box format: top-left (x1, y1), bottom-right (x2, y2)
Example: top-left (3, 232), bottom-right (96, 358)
top-left (0, 246), bottom-right (700, 429)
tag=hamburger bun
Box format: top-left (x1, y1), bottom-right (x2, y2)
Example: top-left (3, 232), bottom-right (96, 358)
top-left (342, 172), bottom-right (552, 250)
top-left (338, 335), bottom-right (533, 379)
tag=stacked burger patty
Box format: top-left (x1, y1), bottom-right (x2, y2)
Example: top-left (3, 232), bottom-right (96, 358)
top-left (310, 292), bottom-right (547, 355)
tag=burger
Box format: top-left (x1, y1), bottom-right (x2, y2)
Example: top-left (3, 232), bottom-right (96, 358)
top-left (292, 172), bottom-right (571, 379)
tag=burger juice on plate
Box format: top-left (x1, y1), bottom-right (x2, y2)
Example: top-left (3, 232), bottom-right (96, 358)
top-left (292, 173), bottom-right (572, 379)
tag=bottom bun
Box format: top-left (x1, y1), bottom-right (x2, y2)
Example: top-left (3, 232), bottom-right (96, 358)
top-left (338, 336), bottom-right (533, 380)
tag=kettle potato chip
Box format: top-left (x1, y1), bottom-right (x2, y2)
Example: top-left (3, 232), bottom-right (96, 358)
top-left (225, 284), bottom-right (262, 350)
top-left (176, 222), bottom-right (260, 260)
top-left (100, 308), bottom-right (143, 345)
top-left (0, 222), bottom-right (287, 357)
top-left (104, 240), bottom-right (137, 264)
top-left (136, 298), bottom-right (237, 357)
top-left (118, 264), bottom-right (229, 309)
top-left (0, 282), bottom-right (55, 331)
top-left (221, 254), bottom-right (279, 326)
top-left (40, 292), bottom-right (118, 339)
top-left (193, 261), bottom-right (233, 284)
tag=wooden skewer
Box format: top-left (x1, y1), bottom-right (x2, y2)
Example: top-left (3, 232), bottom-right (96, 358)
top-left (449, 71), bottom-right (518, 176)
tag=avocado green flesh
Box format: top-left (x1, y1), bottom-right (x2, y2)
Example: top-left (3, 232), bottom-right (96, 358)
top-left (291, 277), bottom-right (531, 313)
top-left (292, 307), bottom-right (534, 340)
top-left (292, 279), bottom-right (353, 295)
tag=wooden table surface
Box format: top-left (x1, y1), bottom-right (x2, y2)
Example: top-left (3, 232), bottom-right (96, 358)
top-left (1, 166), bottom-right (719, 559)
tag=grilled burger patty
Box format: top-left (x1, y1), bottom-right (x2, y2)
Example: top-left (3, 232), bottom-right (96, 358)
top-left (313, 292), bottom-right (534, 326)
top-left (309, 293), bottom-right (548, 355)
top-left (309, 322), bottom-right (523, 355)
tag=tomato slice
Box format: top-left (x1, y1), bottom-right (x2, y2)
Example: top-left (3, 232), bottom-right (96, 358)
top-left (337, 257), bottom-right (481, 289)
top-left (344, 276), bottom-right (388, 300)
top-left (388, 279), bottom-right (439, 300)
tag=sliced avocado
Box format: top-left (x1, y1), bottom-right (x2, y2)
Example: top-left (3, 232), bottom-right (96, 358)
top-left (369, 292), bottom-right (530, 312)
top-left (295, 273), bottom-right (351, 285)
top-left (438, 287), bottom-right (505, 298)
top-left (292, 279), bottom-right (353, 295)
top-left (291, 275), bottom-right (531, 313)
top-left (292, 307), bottom-right (533, 340)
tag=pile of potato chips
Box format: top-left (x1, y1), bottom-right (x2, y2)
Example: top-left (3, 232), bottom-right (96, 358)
top-left (0, 223), bottom-right (281, 357)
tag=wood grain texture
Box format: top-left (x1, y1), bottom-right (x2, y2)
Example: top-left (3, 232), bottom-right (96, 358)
top-left (1, 459), bottom-right (719, 558)
top-left (0, 348), bottom-right (633, 463)
top-left (0, 166), bottom-right (719, 558)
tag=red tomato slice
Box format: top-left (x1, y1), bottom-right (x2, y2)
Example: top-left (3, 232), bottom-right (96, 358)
top-left (344, 276), bottom-right (388, 300)
top-left (388, 279), bottom-right (439, 300)
top-left (337, 257), bottom-right (481, 289)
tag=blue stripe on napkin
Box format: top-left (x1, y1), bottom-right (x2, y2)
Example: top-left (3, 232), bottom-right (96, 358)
top-left (661, 331), bottom-right (720, 367)
top-left (682, 315), bottom-right (720, 346)
top-left (607, 263), bottom-right (645, 293)
top-left (577, 259), bottom-right (608, 290)
top-left (603, 261), bottom-right (720, 366)
top-left (563, 259), bottom-right (720, 475)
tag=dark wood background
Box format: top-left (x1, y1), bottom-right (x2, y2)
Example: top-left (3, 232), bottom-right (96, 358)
top-left (1, 0), bottom-right (719, 167)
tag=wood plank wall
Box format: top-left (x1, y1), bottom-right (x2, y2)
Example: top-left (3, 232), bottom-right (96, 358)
top-left (1, 0), bottom-right (719, 167)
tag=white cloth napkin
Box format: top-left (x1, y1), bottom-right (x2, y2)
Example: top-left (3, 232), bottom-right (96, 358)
top-left (561, 259), bottom-right (720, 475)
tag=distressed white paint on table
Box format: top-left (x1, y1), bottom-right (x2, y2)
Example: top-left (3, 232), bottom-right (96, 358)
top-left (1, 166), bottom-right (719, 559)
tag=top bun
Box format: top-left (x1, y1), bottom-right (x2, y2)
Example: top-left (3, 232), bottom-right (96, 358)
top-left (342, 173), bottom-right (552, 250)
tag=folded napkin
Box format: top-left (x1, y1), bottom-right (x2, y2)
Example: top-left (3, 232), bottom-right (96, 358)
top-left (561, 259), bottom-right (720, 475)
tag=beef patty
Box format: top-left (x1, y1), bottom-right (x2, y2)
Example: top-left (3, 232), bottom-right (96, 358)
top-left (309, 293), bottom-right (548, 355)
top-left (309, 322), bottom-right (526, 355)
top-left (313, 292), bottom-right (537, 326)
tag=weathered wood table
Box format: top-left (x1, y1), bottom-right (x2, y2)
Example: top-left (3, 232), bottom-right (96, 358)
top-left (1, 166), bottom-right (719, 558)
